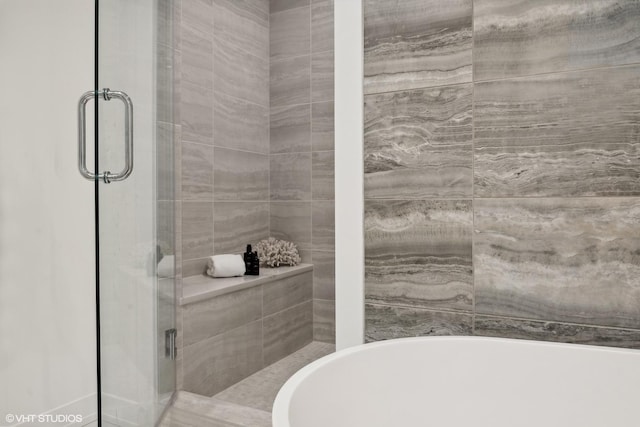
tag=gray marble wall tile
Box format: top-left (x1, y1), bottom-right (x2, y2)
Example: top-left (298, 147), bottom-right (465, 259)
top-left (311, 101), bottom-right (334, 151)
top-left (365, 304), bottom-right (473, 342)
top-left (182, 0), bottom-right (214, 38)
top-left (214, 38), bottom-right (269, 107)
top-left (474, 198), bottom-right (640, 329)
top-left (214, 202), bottom-right (269, 254)
top-left (365, 200), bottom-right (473, 312)
top-left (214, 91), bottom-right (269, 154)
top-left (312, 250), bottom-right (334, 300)
top-left (183, 258), bottom-right (209, 278)
top-left (474, 0), bottom-right (640, 81)
top-left (183, 286), bottom-right (263, 346)
top-left (263, 301), bottom-right (313, 365)
top-left (364, 0), bottom-right (472, 94)
top-left (474, 316), bottom-right (640, 350)
top-left (474, 66), bottom-right (640, 197)
top-left (182, 24), bottom-right (213, 88)
top-left (364, 85), bottom-right (473, 199)
top-left (181, 81), bottom-right (214, 145)
top-left (270, 104), bottom-right (311, 154)
top-left (263, 271), bottom-right (313, 316)
top-left (214, 148), bottom-right (269, 201)
top-left (311, 0), bottom-right (333, 54)
top-left (271, 55), bottom-right (311, 107)
top-left (182, 142), bottom-right (214, 201)
top-left (270, 201), bottom-right (312, 250)
top-left (311, 50), bottom-right (334, 102)
top-left (313, 299), bottom-right (335, 343)
top-left (311, 151), bottom-right (334, 200)
top-left (270, 0), bottom-right (308, 14)
top-left (214, 0), bottom-right (269, 60)
top-left (312, 201), bottom-right (334, 251)
top-left (183, 320), bottom-right (263, 396)
top-left (270, 153), bottom-right (312, 200)
top-left (181, 202), bottom-right (214, 261)
top-left (270, 6), bottom-right (311, 61)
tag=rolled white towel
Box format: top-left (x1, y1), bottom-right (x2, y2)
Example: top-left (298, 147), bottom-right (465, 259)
top-left (206, 254), bottom-right (246, 278)
top-left (157, 255), bottom-right (175, 278)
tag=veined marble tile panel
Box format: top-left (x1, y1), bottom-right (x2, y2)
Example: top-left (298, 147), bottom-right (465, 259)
top-left (474, 198), bottom-right (640, 329)
top-left (214, 37), bottom-right (269, 107)
top-left (270, 6), bottom-right (311, 61)
top-left (213, 148), bottom-right (269, 201)
top-left (270, 104), bottom-right (312, 154)
top-left (213, 202), bottom-right (269, 255)
top-left (474, 0), bottom-right (640, 80)
top-left (182, 0), bottom-right (214, 39)
top-left (364, 85), bottom-right (473, 199)
top-left (214, 0), bottom-right (269, 61)
top-left (365, 304), bottom-right (473, 342)
top-left (364, 0), bottom-right (472, 94)
top-left (475, 66), bottom-right (640, 197)
top-left (181, 24), bottom-right (213, 88)
top-left (475, 316), bottom-right (640, 350)
top-left (365, 200), bottom-right (473, 312)
top-left (214, 91), bottom-right (269, 154)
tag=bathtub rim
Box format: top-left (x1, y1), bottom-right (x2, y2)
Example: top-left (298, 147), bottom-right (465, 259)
top-left (272, 336), bottom-right (640, 427)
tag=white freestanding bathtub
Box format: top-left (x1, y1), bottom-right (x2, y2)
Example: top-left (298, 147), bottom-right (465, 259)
top-left (273, 337), bottom-right (640, 427)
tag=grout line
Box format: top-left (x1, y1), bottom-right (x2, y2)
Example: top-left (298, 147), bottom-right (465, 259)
top-left (471, 0), bottom-right (476, 335)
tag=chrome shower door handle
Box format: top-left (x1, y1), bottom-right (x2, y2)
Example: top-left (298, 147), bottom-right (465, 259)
top-left (78, 88), bottom-right (134, 183)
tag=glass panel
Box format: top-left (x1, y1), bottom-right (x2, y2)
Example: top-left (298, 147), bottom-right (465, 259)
top-left (97, 0), bottom-right (175, 425)
top-left (0, 1), bottom-right (98, 424)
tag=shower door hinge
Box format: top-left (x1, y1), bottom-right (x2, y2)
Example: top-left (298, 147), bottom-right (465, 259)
top-left (165, 328), bottom-right (177, 360)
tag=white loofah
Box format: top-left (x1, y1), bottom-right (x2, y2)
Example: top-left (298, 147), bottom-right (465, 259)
top-left (256, 237), bottom-right (302, 267)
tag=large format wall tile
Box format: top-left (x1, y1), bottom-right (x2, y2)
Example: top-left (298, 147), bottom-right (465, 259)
top-left (474, 198), bottom-right (640, 329)
top-left (270, 104), bottom-right (311, 154)
top-left (365, 304), bottom-right (473, 342)
top-left (364, 0), bottom-right (472, 94)
top-left (214, 38), bottom-right (269, 107)
top-left (475, 316), bottom-right (640, 350)
top-left (313, 299), bottom-right (335, 343)
top-left (214, 148), bottom-right (269, 201)
top-left (183, 286), bottom-right (263, 346)
top-left (270, 153), bottom-right (312, 200)
top-left (271, 55), bottom-right (311, 107)
top-left (181, 82), bottom-right (214, 145)
top-left (263, 271), bottom-right (313, 316)
top-left (270, 201), bottom-right (312, 250)
top-left (364, 85), bottom-right (473, 199)
top-left (263, 301), bottom-right (313, 365)
top-left (312, 250), bottom-right (334, 300)
top-left (311, 50), bottom-right (334, 102)
top-left (312, 201), bottom-right (334, 251)
top-left (214, 0), bottom-right (269, 61)
top-left (181, 142), bottom-right (214, 201)
top-left (214, 202), bottom-right (269, 254)
top-left (311, 0), bottom-right (334, 54)
top-left (270, 0), bottom-right (309, 14)
top-left (311, 151), bottom-right (334, 200)
top-left (183, 321), bottom-right (263, 396)
top-left (270, 6), bottom-right (310, 61)
top-left (365, 200), bottom-right (473, 312)
top-left (311, 101), bottom-right (334, 151)
top-left (182, 201), bottom-right (214, 261)
top-left (181, 25), bottom-right (213, 88)
top-left (474, 66), bottom-right (640, 197)
top-left (214, 91), bottom-right (269, 154)
top-left (474, 0), bottom-right (640, 81)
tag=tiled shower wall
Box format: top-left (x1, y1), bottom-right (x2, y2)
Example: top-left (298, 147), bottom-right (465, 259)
top-left (364, 0), bottom-right (640, 347)
top-left (269, 0), bottom-right (336, 343)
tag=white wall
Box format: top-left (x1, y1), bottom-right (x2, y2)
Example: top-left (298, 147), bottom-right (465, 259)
top-left (334, 0), bottom-right (365, 350)
top-left (0, 0), bottom-right (97, 421)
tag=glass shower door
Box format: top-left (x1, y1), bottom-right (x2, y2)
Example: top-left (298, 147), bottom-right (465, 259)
top-left (95, 0), bottom-right (175, 425)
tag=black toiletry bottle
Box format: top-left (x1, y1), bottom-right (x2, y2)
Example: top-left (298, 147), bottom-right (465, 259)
top-left (244, 244), bottom-right (260, 276)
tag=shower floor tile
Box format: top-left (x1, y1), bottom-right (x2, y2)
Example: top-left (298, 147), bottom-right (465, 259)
top-left (161, 341), bottom-right (335, 426)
